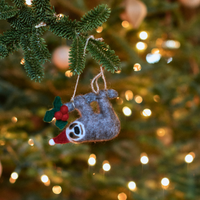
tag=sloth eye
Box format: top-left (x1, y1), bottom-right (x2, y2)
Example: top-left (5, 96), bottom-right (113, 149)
top-left (69, 132), bottom-right (74, 138)
top-left (69, 123), bottom-right (76, 129)
top-left (74, 126), bottom-right (80, 135)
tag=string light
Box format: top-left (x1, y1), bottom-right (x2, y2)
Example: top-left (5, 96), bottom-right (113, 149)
top-left (167, 57), bottom-right (173, 64)
top-left (41, 175), bottom-right (49, 183)
top-left (121, 21), bottom-right (130, 28)
top-left (9, 177), bottom-right (16, 184)
top-left (151, 48), bottom-right (160, 54)
top-left (65, 70), bottom-right (73, 77)
top-left (118, 192), bottom-right (127, 200)
top-left (135, 95), bottom-right (143, 104)
top-left (96, 26), bottom-right (103, 33)
top-left (162, 40), bottom-right (180, 49)
top-left (28, 139), bottom-right (34, 146)
top-left (52, 185), bottom-right (62, 194)
top-left (142, 109), bottom-right (152, 117)
top-left (20, 58), bottom-right (25, 65)
top-left (146, 53), bottom-right (161, 64)
top-left (140, 153), bottom-right (149, 164)
top-left (153, 95), bottom-right (160, 102)
top-left (88, 154), bottom-right (96, 166)
top-left (125, 90), bottom-right (133, 101)
top-left (25, 0), bottom-right (32, 5)
top-left (128, 181), bottom-right (136, 191)
top-left (11, 116), bottom-right (18, 123)
top-left (139, 31), bottom-right (148, 40)
top-left (115, 70), bottom-right (121, 74)
top-left (116, 97), bottom-right (123, 105)
top-left (136, 42), bottom-right (147, 51)
top-left (161, 177), bottom-right (170, 188)
top-left (133, 63), bottom-right (141, 71)
top-left (102, 160), bottom-right (111, 172)
top-left (122, 107), bottom-right (132, 117)
top-left (156, 128), bottom-right (166, 137)
top-left (11, 172), bottom-right (18, 180)
top-left (185, 153), bottom-right (194, 163)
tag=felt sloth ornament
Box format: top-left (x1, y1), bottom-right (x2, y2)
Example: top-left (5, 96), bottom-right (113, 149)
top-left (44, 67), bottom-right (121, 145)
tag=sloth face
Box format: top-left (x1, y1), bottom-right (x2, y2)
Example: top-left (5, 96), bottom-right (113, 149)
top-left (66, 121), bottom-right (85, 142)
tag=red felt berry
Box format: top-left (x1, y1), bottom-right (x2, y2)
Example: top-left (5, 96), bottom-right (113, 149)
top-left (60, 105), bottom-right (68, 114)
top-left (62, 113), bottom-right (69, 121)
top-left (54, 111), bottom-right (63, 120)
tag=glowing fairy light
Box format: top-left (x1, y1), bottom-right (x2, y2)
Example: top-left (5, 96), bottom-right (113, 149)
top-left (156, 128), bottom-right (166, 137)
top-left (185, 153), bottom-right (194, 163)
top-left (88, 154), bottom-right (96, 166)
top-left (118, 192), bottom-right (127, 200)
top-left (125, 90), bottom-right (133, 101)
top-left (142, 109), bottom-right (152, 117)
top-left (139, 31), bottom-right (148, 40)
top-left (140, 153), bottom-right (149, 164)
top-left (122, 107), bottom-right (132, 117)
top-left (135, 95), bottom-right (143, 104)
top-left (133, 63), bottom-right (141, 71)
top-left (162, 40), bottom-right (180, 49)
top-left (151, 48), bottom-right (160, 54)
top-left (122, 21), bottom-right (130, 28)
top-left (96, 26), bottom-right (103, 33)
top-left (102, 160), bottom-right (111, 172)
top-left (25, 0), bottom-right (32, 5)
top-left (146, 53), bottom-right (161, 64)
top-left (136, 42), bottom-right (147, 51)
top-left (28, 139), bottom-right (34, 146)
top-left (116, 97), bottom-right (123, 105)
top-left (9, 177), bottom-right (16, 184)
top-left (153, 95), bottom-right (160, 102)
top-left (20, 58), bottom-right (25, 65)
top-left (52, 185), bottom-right (62, 194)
top-left (65, 70), bottom-right (73, 77)
top-left (128, 181), bottom-right (136, 191)
top-left (161, 177), bottom-right (170, 187)
top-left (11, 172), bottom-right (18, 180)
top-left (41, 175), bottom-right (49, 183)
top-left (115, 70), bottom-right (121, 74)
top-left (11, 116), bottom-right (18, 123)
top-left (167, 57), bottom-right (173, 64)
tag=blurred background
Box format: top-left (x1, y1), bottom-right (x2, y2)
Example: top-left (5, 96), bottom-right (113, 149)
top-left (1, 0), bottom-right (200, 199)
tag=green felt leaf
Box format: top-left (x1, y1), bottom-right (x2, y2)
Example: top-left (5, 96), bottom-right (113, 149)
top-left (55, 120), bottom-right (68, 130)
top-left (43, 109), bottom-right (55, 122)
top-left (53, 96), bottom-right (62, 109)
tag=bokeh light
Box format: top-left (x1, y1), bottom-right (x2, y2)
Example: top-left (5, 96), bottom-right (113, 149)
top-left (122, 107), bottom-right (132, 116)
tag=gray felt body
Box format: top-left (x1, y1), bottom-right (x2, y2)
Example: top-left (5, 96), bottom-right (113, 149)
top-left (64, 89), bottom-right (121, 143)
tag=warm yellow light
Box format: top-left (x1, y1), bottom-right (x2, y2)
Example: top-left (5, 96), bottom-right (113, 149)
top-left (25, 0), bottom-right (32, 5)
top-left (116, 97), bottom-right (123, 105)
top-left (163, 40), bottom-right (180, 49)
top-left (139, 31), bottom-right (148, 40)
top-left (118, 192), bottom-right (127, 200)
top-left (20, 58), bottom-right (25, 65)
top-left (52, 185), bottom-right (62, 194)
top-left (102, 161), bottom-right (111, 172)
top-left (11, 172), bottom-right (18, 180)
top-left (96, 26), bottom-right (103, 33)
top-left (136, 42), bottom-right (147, 50)
top-left (0, 140), bottom-right (5, 146)
top-left (157, 128), bottom-right (166, 137)
top-left (133, 63), bottom-right (141, 71)
top-left (115, 70), bottom-right (121, 74)
top-left (88, 154), bottom-right (96, 166)
top-left (153, 95), bottom-right (160, 102)
top-left (161, 177), bottom-right (170, 187)
top-left (41, 175), bottom-right (49, 183)
top-left (142, 109), bottom-right (152, 117)
top-left (140, 155), bottom-right (149, 164)
top-left (185, 154), bottom-right (194, 163)
top-left (28, 139), bottom-right (34, 146)
top-left (128, 181), bottom-right (136, 191)
top-left (65, 70), bottom-right (73, 77)
top-left (125, 90), bottom-right (133, 101)
top-left (135, 95), bottom-right (143, 104)
top-left (151, 48), bottom-right (160, 54)
top-left (122, 107), bottom-right (132, 117)
top-left (11, 116), bottom-right (18, 123)
top-left (9, 177), bottom-right (16, 184)
top-left (122, 21), bottom-right (130, 28)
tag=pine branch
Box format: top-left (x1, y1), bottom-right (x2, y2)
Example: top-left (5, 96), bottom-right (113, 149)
top-left (85, 38), bottom-right (120, 73)
top-left (69, 35), bottom-right (86, 74)
top-left (49, 16), bottom-right (77, 39)
top-left (12, 0), bottom-right (25, 8)
top-left (77, 4), bottom-right (111, 33)
top-left (0, 0), bottom-right (19, 20)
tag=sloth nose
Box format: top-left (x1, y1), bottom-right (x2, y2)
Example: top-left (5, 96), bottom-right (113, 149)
top-left (74, 126), bottom-right (80, 135)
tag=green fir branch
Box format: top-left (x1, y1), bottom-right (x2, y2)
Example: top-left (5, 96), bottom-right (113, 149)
top-left (77, 4), bottom-right (111, 33)
top-left (0, 0), bottom-right (19, 20)
top-left (49, 16), bottom-right (77, 39)
top-left (85, 38), bottom-right (120, 73)
top-left (69, 35), bottom-right (86, 74)
top-left (12, 0), bottom-right (25, 8)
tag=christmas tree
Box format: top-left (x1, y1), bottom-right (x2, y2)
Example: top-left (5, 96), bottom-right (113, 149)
top-left (1, 0), bottom-right (200, 199)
